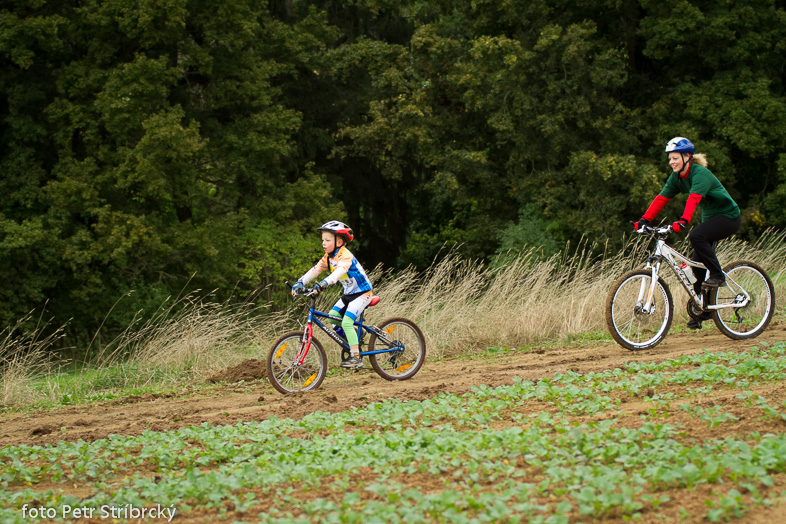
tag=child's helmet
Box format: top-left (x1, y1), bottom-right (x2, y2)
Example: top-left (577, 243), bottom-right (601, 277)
top-left (318, 221), bottom-right (354, 244)
top-left (665, 137), bottom-right (695, 154)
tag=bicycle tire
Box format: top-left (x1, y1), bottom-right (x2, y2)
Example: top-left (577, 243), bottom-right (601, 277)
top-left (368, 318), bottom-right (426, 380)
top-left (710, 260), bottom-right (775, 340)
top-left (606, 269), bottom-right (674, 351)
top-left (266, 331), bottom-right (327, 394)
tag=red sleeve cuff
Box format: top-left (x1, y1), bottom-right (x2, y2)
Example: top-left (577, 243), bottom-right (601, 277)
top-left (681, 193), bottom-right (703, 222)
top-left (642, 195), bottom-right (670, 221)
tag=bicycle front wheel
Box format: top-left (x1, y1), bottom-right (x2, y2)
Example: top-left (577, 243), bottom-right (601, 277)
top-left (368, 318), bottom-right (426, 380)
top-left (606, 269), bottom-right (674, 351)
top-left (266, 331), bottom-right (327, 394)
top-left (711, 261), bottom-right (775, 340)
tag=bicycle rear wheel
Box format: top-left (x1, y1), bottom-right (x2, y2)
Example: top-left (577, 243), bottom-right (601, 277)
top-left (266, 331), bottom-right (327, 394)
top-left (606, 269), bottom-right (674, 351)
top-left (711, 261), bottom-right (775, 340)
top-left (368, 318), bottom-right (426, 380)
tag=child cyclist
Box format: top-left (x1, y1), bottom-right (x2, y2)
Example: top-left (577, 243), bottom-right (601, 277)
top-left (292, 221), bottom-right (373, 369)
top-left (634, 137), bottom-right (741, 329)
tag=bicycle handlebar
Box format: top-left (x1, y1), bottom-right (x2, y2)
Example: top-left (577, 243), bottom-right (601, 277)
top-left (632, 223), bottom-right (674, 236)
top-left (285, 280), bottom-right (319, 298)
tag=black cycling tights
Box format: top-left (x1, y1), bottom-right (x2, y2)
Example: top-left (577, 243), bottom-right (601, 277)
top-left (689, 214), bottom-right (742, 292)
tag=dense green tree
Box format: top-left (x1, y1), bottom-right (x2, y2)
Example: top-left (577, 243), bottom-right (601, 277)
top-left (638, 0), bottom-right (786, 234)
top-left (3, 0), bottom-right (786, 346)
top-left (318, 0), bottom-right (651, 265)
top-left (308, 0), bottom-right (786, 264)
top-left (0, 0), bottom-right (338, 340)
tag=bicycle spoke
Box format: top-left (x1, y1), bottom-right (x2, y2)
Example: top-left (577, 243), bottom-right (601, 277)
top-left (711, 261), bottom-right (774, 339)
top-left (368, 318), bottom-right (426, 380)
top-left (606, 270), bottom-right (673, 351)
top-left (266, 332), bottom-right (327, 394)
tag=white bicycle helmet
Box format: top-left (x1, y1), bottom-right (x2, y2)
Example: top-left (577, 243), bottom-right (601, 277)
top-left (317, 220), bottom-right (354, 244)
top-left (665, 137), bottom-right (695, 154)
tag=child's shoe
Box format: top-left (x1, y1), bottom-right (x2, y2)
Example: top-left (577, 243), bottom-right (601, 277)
top-left (340, 356), bottom-right (364, 369)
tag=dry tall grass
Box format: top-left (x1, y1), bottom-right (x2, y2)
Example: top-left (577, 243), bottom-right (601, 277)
top-left (0, 293), bottom-right (288, 408)
top-left (362, 244), bottom-right (628, 359)
top-left (364, 229), bottom-right (786, 358)
top-left (98, 292), bottom-right (289, 386)
top-left (0, 313), bottom-right (66, 407)
top-left (1, 230), bottom-right (785, 408)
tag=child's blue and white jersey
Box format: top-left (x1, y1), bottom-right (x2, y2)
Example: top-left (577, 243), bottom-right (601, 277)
top-left (299, 246), bottom-right (373, 295)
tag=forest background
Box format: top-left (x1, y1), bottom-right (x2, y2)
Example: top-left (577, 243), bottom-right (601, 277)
top-left (2, 0), bottom-right (786, 350)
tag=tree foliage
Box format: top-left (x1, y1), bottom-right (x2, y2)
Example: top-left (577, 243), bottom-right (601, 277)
top-left (0, 0), bottom-right (337, 340)
top-left (2, 0), bottom-right (786, 345)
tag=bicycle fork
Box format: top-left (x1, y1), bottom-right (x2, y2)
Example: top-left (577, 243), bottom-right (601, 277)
top-left (296, 323), bottom-right (314, 365)
top-left (637, 262), bottom-right (662, 314)
top-left (280, 316), bottom-right (313, 367)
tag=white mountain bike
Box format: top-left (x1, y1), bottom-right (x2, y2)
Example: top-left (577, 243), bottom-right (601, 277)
top-left (606, 225), bottom-right (775, 351)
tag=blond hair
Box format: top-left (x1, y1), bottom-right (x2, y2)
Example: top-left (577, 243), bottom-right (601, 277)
top-left (690, 153), bottom-right (708, 167)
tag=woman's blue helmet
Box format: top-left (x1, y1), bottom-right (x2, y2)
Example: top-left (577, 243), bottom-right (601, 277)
top-left (665, 137), bottom-right (695, 154)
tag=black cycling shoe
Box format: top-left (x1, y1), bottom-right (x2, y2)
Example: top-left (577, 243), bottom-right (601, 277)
top-left (702, 277), bottom-right (726, 288)
top-left (695, 311), bottom-right (712, 321)
top-left (688, 310), bottom-right (712, 329)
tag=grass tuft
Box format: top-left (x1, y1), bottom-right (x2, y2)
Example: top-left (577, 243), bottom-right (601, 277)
top-left (2, 229), bottom-right (784, 409)
top-left (0, 311), bottom-right (66, 407)
top-left (367, 230), bottom-right (786, 358)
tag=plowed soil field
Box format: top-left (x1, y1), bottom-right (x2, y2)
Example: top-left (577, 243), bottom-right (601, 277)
top-left (3, 320), bottom-right (786, 523)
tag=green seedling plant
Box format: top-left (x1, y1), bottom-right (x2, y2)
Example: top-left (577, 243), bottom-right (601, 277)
top-left (705, 488), bottom-right (748, 522)
top-left (2, 342), bottom-right (786, 522)
top-left (753, 396), bottom-right (786, 422)
top-left (677, 403), bottom-right (741, 429)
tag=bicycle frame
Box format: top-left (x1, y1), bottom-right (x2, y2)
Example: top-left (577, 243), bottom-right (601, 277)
top-left (637, 227), bottom-right (751, 314)
top-left (291, 293), bottom-right (406, 366)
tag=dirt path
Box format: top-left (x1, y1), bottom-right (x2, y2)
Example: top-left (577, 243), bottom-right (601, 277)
top-left (3, 319), bottom-right (786, 448)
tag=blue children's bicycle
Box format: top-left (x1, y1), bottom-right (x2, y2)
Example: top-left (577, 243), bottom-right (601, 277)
top-left (265, 283), bottom-right (427, 394)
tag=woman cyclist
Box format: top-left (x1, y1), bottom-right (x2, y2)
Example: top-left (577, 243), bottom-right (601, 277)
top-left (634, 137), bottom-right (741, 329)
